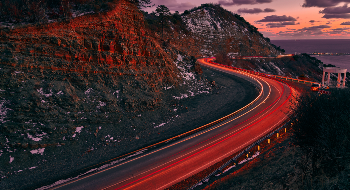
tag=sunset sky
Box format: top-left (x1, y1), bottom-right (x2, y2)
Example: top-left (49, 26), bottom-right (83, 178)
top-left (143, 0), bottom-right (350, 40)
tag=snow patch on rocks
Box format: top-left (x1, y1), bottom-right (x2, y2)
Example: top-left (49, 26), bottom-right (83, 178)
top-left (72, 126), bottom-right (84, 138)
top-left (30, 148), bottom-right (45, 155)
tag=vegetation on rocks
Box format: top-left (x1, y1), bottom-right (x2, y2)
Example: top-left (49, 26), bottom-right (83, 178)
top-left (214, 51), bottom-right (231, 66)
top-left (291, 89), bottom-right (350, 189)
top-left (0, 0), bottom-right (152, 26)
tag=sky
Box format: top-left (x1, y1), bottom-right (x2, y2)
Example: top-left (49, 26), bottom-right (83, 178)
top-left (142, 0), bottom-right (350, 40)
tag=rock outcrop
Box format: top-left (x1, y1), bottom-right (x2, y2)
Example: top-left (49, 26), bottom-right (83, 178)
top-left (0, 0), bottom-right (181, 109)
top-left (0, 0), bottom-right (188, 147)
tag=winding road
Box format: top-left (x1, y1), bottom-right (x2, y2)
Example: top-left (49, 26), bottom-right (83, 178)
top-left (51, 58), bottom-right (296, 190)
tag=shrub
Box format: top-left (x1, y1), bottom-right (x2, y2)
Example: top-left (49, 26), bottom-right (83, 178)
top-left (323, 64), bottom-right (336, 67)
top-left (292, 89), bottom-right (350, 183)
top-left (214, 52), bottom-right (231, 66)
top-left (0, 0), bottom-right (127, 25)
top-left (183, 10), bottom-right (190, 15)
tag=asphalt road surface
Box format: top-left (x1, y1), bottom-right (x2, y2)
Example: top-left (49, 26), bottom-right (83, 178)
top-left (50, 58), bottom-right (296, 190)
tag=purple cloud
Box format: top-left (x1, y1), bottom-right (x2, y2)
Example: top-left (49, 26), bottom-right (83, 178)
top-left (319, 4), bottom-right (350, 18)
top-left (266, 21), bottom-right (298, 28)
top-left (302, 25), bottom-right (331, 30)
top-left (300, 25), bottom-right (331, 35)
top-left (263, 8), bottom-right (275, 12)
top-left (219, 0), bottom-right (272, 6)
top-left (320, 4), bottom-right (350, 14)
top-left (237, 8), bottom-right (275, 14)
top-left (328, 27), bottom-right (350, 34)
top-left (328, 28), bottom-right (350, 35)
top-left (309, 20), bottom-right (321, 25)
top-left (256, 15), bottom-right (298, 28)
top-left (322, 13), bottom-right (350, 18)
top-left (341, 21), bottom-right (350, 24)
top-left (257, 15), bottom-right (297, 22)
top-left (275, 25), bottom-right (332, 38)
top-left (302, 0), bottom-right (350, 8)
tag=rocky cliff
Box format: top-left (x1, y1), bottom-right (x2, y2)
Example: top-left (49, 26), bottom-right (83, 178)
top-left (0, 0), bottom-right (190, 145)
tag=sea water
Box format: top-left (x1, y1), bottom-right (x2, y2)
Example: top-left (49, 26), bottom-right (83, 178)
top-left (271, 39), bottom-right (350, 71)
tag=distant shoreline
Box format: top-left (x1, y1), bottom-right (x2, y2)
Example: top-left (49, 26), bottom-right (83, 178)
top-left (309, 53), bottom-right (350, 56)
top-left (271, 39), bottom-right (350, 55)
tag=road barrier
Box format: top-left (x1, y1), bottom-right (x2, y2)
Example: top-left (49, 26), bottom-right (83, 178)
top-left (319, 90), bottom-right (331, 95)
top-left (189, 120), bottom-right (293, 190)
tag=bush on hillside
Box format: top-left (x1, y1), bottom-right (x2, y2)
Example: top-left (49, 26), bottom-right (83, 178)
top-left (0, 0), bottom-right (151, 25)
top-left (142, 9), bottom-right (189, 35)
top-left (323, 64), bottom-right (336, 67)
top-left (214, 52), bottom-right (231, 66)
top-left (292, 89), bottom-right (350, 188)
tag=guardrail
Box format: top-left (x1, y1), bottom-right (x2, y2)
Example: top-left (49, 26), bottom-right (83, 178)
top-left (189, 120), bottom-right (293, 189)
top-left (319, 90), bottom-right (331, 95)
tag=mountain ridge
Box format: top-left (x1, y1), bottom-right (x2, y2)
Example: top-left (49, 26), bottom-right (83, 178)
top-left (142, 3), bottom-right (322, 81)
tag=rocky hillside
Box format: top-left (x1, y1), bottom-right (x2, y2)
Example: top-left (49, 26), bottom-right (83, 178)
top-left (0, 0), bottom-right (210, 178)
top-left (144, 4), bottom-right (322, 81)
top-left (181, 4), bottom-right (281, 57)
top-left (0, 1), bottom-right (324, 189)
top-left (182, 4), bottom-right (322, 81)
top-left (143, 4), bottom-right (283, 58)
top-left (0, 0), bottom-right (193, 144)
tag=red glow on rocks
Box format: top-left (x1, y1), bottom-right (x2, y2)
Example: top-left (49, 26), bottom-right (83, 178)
top-left (1, 0), bottom-right (181, 92)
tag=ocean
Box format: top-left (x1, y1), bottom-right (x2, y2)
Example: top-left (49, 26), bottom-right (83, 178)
top-left (271, 39), bottom-right (350, 71)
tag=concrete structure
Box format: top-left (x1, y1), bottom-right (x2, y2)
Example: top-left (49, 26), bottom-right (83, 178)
top-left (322, 67), bottom-right (347, 88)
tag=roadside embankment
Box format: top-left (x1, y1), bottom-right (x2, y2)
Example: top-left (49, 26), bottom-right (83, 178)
top-left (0, 64), bottom-right (258, 189)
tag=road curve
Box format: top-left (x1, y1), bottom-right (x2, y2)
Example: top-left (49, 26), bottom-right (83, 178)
top-left (51, 58), bottom-right (296, 190)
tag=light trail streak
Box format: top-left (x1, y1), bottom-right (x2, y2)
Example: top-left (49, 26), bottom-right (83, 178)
top-left (52, 57), bottom-right (294, 190)
top-left (52, 59), bottom-right (266, 190)
top-left (112, 58), bottom-right (292, 190)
